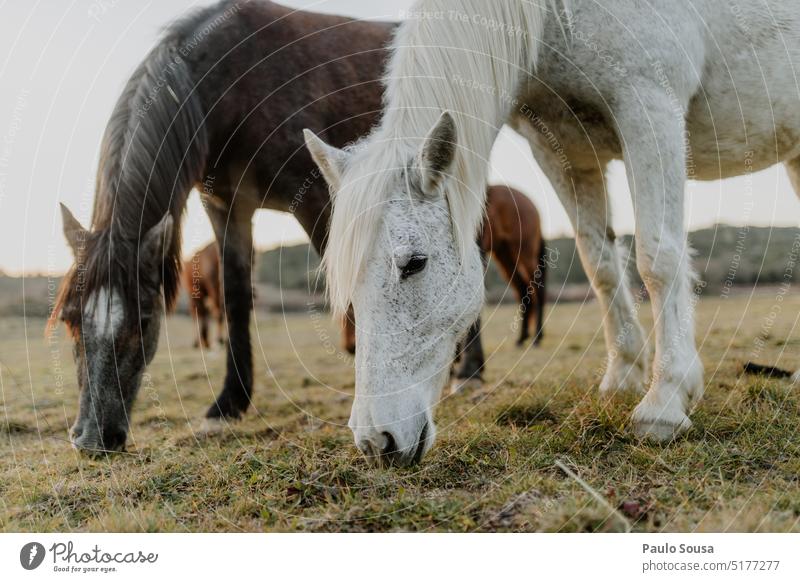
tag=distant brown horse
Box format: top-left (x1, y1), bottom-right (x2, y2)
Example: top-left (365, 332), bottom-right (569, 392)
top-left (342, 184), bottom-right (546, 353)
top-left (183, 242), bottom-right (225, 349)
top-left (482, 185), bottom-right (546, 346)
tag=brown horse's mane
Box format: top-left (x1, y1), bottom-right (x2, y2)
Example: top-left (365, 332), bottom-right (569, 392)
top-left (48, 3), bottom-right (223, 336)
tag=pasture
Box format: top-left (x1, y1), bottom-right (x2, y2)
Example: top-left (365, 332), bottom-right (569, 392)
top-left (2, 290), bottom-right (800, 532)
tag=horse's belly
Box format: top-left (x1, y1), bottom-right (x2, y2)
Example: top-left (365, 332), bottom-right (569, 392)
top-left (686, 122), bottom-right (800, 181)
top-left (686, 7), bottom-right (800, 179)
top-left (685, 80), bottom-right (800, 178)
top-left (685, 68), bottom-right (800, 179)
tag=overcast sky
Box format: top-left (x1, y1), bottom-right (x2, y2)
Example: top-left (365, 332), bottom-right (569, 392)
top-left (0, 0), bottom-right (797, 275)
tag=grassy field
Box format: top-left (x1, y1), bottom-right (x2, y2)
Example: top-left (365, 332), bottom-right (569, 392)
top-left (2, 290), bottom-right (800, 532)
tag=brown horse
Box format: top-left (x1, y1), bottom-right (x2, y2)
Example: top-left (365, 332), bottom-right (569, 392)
top-left (342, 185), bottom-right (546, 353)
top-left (482, 185), bottom-right (546, 346)
top-left (183, 242), bottom-right (225, 349)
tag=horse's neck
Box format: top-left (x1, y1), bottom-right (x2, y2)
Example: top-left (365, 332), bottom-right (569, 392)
top-left (378, 0), bottom-right (547, 247)
top-left (383, 2), bottom-right (544, 135)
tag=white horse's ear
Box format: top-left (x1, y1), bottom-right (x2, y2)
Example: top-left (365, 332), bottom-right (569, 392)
top-left (304, 129), bottom-right (347, 192)
top-left (418, 111), bottom-right (457, 194)
top-left (60, 203), bottom-right (88, 257)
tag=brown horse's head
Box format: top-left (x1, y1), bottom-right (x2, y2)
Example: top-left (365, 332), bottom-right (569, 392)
top-left (51, 205), bottom-right (174, 456)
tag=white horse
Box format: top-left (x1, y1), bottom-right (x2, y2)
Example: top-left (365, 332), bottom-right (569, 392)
top-left (304, 0), bottom-right (800, 466)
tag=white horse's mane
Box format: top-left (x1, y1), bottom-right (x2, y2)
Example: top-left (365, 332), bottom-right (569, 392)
top-left (322, 0), bottom-right (549, 316)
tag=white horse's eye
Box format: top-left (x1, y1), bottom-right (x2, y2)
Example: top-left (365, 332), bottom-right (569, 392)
top-left (400, 255), bottom-right (428, 279)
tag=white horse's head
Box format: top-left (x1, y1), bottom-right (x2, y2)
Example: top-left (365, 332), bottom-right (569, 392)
top-left (305, 112), bottom-right (484, 467)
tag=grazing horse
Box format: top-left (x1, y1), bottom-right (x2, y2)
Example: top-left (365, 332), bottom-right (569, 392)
top-left (482, 185), bottom-right (546, 347)
top-left (51, 0), bottom-right (397, 454)
top-left (305, 0), bottom-right (800, 465)
top-left (183, 242), bottom-right (225, 349)
top-left (341, 184), bottom-right (546, 353)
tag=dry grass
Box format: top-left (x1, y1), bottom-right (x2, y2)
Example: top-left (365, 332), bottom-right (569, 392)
top-left (2, 290), bottom-right (800, 532)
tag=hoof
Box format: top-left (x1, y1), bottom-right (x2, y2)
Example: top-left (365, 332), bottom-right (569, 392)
top-left (205, 396), bottom-right (247, 421)
top-left (450, 377), bottom-right (483, 395)
top-left (631, 399), bottom-right (692, 442)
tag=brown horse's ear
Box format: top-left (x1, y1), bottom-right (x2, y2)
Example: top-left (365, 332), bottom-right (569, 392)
top-left (60, 203), bottom-right (88, 257)
top-left (417, 111), bottom-right (457, 194)
top-left (303, 129), bottom-right (347, 192)
top-left (139, 213), bottom-right (174, 271)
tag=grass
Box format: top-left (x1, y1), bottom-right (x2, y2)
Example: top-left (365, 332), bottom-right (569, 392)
top-left (1, 290), bottom-right (800, 532)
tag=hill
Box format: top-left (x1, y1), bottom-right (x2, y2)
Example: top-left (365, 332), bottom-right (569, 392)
top-left (2, 225), bottom-right (797, 317)
top-left (255, 224), bottom-right (800, 301)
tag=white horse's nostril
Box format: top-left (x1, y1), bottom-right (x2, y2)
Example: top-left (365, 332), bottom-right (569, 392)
top-left (357, 432), bottom-right (391, 459)
top-left (380, 432), bottom-right (397, 457)
top-left (375, 432), bottom-right (389, 453)
top-left (357, 426), bottom-right (430, 468)
top-left (356, 439), bottom-right (372, 456)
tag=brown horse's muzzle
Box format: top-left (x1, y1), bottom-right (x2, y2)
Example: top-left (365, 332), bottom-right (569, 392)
top-left (70, 419), bottom-right (127, 456)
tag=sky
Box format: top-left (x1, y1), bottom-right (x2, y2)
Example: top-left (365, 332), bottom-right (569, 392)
top-left (0, 0), bottom-right (798, 276)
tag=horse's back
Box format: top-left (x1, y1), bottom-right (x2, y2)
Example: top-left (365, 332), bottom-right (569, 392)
top-left (531, 0), bottom-right (800, 178)
top-left (684, 1), bottom-right (800, 176)
top-left (177, 1), bottom-right (394, 195)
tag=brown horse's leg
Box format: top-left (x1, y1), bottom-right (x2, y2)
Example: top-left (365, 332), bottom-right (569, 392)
top-left (204, 198), bottom-right (255, 420)
top-left (531, 287), bottom-right (544, 345)
top-left (532, 248), bottom-right (546, 346)
top-left (491, 242), bottom-right (533, 347)
top-left (453, 243), bottom-right (487, 386)
top-left (216, 309), bottom-right (226, 346)
top-left (208, 276), bottom-right (226, 346)
top-left (189, 297), bottom-right (203, 348)
top-left (198, 298), bottom-right (211, 349)
top-left (514, 275), bottom-right (532, 346)
top-left (453, 318), bottom-right (485, 386)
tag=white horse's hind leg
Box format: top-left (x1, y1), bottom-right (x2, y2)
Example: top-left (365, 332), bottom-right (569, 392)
top-left (616, 97), bottom-right (704, 441)
top-left (521, 131), bottom-right (649, 395)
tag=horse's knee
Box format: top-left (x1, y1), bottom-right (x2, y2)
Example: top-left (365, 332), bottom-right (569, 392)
top-left (635, 238), bottom-right (688, 291)
top-left (576, 231), bottom-right (621, 295)
top-left (589, 255), bottom-right (621, 295)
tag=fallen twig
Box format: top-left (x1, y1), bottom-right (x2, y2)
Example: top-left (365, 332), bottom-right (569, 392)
top-left (555, 458), bottom-right (632, 532)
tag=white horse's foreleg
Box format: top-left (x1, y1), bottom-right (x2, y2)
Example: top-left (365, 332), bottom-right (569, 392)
top-left (616, 97), bottom-right (704, 441)
top-left (522, 134), bottom-right (648, 394)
